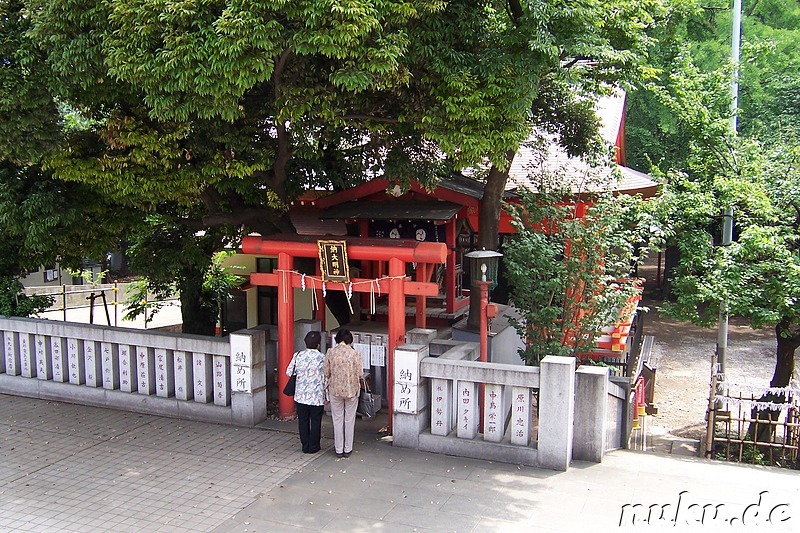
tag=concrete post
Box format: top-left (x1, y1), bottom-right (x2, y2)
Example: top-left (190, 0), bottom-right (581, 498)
top-left (174, 351), bottom-right (193, 400)
top-left (213, 355), bottom-right (230, 406)
top-left (538, 356), bottom-right (576, 471)
top-left (230, 330), bottom-right (267, 426)
top-left (430, 378), bottom-right (452, 436)
top-left (407, 328), bottom-right (437, 346)
top-left (293, 320), bottom-right (323, 352)
top-left (193, 353), bottom-right (213, 403)
top-left (392, 344), bottom-right (429, 448)
top-left (84, 340), bottom-right (101, 387)
top-left (136, 346), bottom-right (155, 394)
top-left (0, 331), bottom-right (5, 374)
top-left (574, 366), bottom-right (610, 462)
top-left (457, 381), bottom-right (479, 440)
top-left (484, 383), bottom-right (504, 442)
top-left (119, 345), bottom-right (136, 392)
top-left (35, 335), bottom-right (52, 380)
top-left (155, 348), bottom-right (174, 398)
top-left (67, 339), bottom-right (85, 385)
top-left (510, 386), bottom-right (532, 446)
top-left (51, 337), bottom-right (67, 383)
top-left (19, 333), bottom-right (34, 378)
top-left (101, 342), bottom-right (120, 390)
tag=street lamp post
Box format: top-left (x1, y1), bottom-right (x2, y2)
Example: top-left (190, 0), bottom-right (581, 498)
top-left (465, 249), bottom-right (502, 363)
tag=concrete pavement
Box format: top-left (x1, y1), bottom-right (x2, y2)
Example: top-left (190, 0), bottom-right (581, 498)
top-left (1, 394), bottom-right (799, 532)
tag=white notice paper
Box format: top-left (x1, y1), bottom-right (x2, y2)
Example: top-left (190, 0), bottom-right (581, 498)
top-left (353, 343), bottom-right (371, 370)
top-left (371, 345), bottom-right (386, 367)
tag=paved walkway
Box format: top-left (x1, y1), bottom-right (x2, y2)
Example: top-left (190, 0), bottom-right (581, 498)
top-left (1, 395), bottom-right (799, 532)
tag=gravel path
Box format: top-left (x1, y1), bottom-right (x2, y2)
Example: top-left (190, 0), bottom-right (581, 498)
top-left (642, 295), bottom-right (777, 439)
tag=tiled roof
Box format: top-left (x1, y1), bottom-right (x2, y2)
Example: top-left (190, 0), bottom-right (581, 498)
top-left (506, 91), bottom-right (659, 197)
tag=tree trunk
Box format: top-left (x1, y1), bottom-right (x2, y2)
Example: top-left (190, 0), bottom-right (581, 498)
top-left (179, 271), bottom-right (218, 336)
top-left (467, 151), bottom-right (516, 330)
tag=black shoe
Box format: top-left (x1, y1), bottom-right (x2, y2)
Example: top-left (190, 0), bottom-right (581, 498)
top-left (343, 451), bottom-right (351, 458)
top-left (336, 452), bottom-right (344, 458)
top-left (307, 447), bottom-right (321, 454)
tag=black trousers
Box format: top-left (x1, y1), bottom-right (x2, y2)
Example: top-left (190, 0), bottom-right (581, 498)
top-left (295, 402), bottom-right (324, 453)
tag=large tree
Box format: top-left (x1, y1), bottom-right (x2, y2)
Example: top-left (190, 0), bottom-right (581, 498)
top-left (3, 0), bottom-right (660, 333)
top-left (625, 0), bottom-right (800, 393)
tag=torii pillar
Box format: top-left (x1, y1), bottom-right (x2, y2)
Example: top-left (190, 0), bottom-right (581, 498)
top-left (242, 235), bottom-right (447, 431)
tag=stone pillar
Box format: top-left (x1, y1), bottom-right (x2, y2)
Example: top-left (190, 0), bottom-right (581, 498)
top-left (484, 383), bottom-right (504, 443)
top-left (457, 380), bottom-right (479, 440)
top-left (0, 331), bottom-right (5, 374)
top-left (155, 348), bottom-right (174, 398)
top-left (19, 333), bottom-right (35, 378)
top-left (293, 320), bottom-right (322, 352)
top-left (407, 328), bottom-right (437, 346)
top-left (119, 345), bottom-right (137, 392)
top-left (230, 330), bottom-right (267, 426)
top-left (101, 342), bottom-right (119, 390)
top-left (392, 344), bottom-right (429, 448)
top-left (538, 356), bottom-right (576, 471)
top-left (430, 378), bottom-right (452, 436)
top-left (51, 337), bottom-right (67, 383)
top-left (136, 346), bottom-right (156, 395)
top-left (4, 332), bottom-right (20, 376)
top-left (67, 339), bottom-right (85, 385)
top-left (35, 335), bottom-right (52, 380)
top-left (213, 354), bottom-right (230, 406)
top-left (84, 340), bottom-right (101, 387)
top-left (173, 351), bottom-right (193, 401)
top-left (193, 353), bottom-right (213, 403)
top-left (574, 365), bottom-right (610, 463)
top-left (510, 386), bottom-right (532, 446)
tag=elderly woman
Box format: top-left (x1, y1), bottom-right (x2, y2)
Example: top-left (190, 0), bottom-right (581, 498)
top-left (323, 329), bottom-right (362, 458)
top-left (285, 331), bottom-right (326, 454)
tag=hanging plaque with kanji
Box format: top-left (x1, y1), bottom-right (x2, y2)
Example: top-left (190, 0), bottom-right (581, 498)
top-left (318, 240), bottom-right (350, 283)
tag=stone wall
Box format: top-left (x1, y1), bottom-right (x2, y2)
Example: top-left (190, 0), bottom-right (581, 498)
top-left (0, 317), bottom-right (267, 427)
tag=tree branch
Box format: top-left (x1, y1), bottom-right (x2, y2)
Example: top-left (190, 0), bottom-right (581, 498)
top-left (507, 0), bottom-right (524, 22)
top-left (341, 114), bottom-right (401, 124)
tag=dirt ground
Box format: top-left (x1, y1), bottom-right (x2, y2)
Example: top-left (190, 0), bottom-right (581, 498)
top-left (638, 263), bottom-right (777, 440)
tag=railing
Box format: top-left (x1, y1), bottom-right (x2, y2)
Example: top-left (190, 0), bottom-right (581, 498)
top-left (392, 334), bottom-right (593, 470)
top-left (421, 358), bottom-right (540, 445)
top-left (25, 283), bottom-right (180, 328)
top-left (0, 316), bottom-right (267, 427)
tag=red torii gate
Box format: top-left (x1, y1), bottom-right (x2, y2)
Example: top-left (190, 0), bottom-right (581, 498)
top-left (241, 235), bottom-right (448, 429)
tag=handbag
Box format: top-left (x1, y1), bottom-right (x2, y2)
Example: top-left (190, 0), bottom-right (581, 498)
top-left (356, 377), bottom-right (375, 419)
top-left (283, 353), bottom-right (298, 396)
top-left (282, 373), bottom-right (296, 396)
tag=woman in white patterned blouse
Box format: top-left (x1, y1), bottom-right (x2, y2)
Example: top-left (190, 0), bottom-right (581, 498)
top-left (286, 331), bottom-right (326, 453)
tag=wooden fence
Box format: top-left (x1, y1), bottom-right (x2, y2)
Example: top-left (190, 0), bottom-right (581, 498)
top-left (712, 385), bottom-right (800, 468)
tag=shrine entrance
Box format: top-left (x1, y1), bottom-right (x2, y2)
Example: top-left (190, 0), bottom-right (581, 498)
top-left (241, 235), bottom-right (448, 430)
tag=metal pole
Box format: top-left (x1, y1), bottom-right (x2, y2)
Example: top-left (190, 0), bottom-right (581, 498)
top-left (717, 0), bottom-right (740, 385)
top-left (730, 0), bottom-right (742, 132)
top-left (716, 209), bottom-right (734, 380)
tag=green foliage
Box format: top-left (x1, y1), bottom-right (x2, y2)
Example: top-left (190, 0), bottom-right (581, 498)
top-left (626, 0), bottom-right (800, 174)
top-left (123, 249), bottom-right (245, 327)
top-left (504, 175), bottom-right (655, 365)
top-left (123, 214), bottom-right (244, 333)
top-left (0, 277), bottom-right (53, 317)
top-left (0, 162), bottom-right (135, 277)
top-left (3, 0), bottom-right (664, 334)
